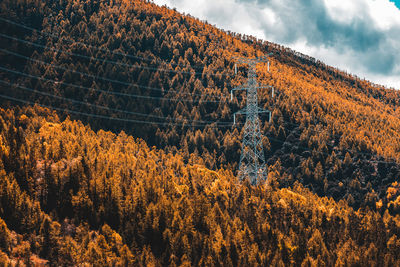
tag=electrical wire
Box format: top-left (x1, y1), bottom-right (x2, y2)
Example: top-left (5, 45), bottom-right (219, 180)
top-left (263, 126), bottom-right (398, 165)
top-left (258, 89), bottom-right (400, 161)
top-left (267, 118), bottom-right (400, 164)
top-left (0, 79), bottom-right (396, 163)
top-left (0, 32), bottom-right (204, 76)
top-left (276, 112), bottom-right (400, 160)
top-left (0, 65), bottom-right (232, 103)
top-left (1, 60), bottom-right (395, 162)
top-left (1, 19), bottom-right (396, 164)
top-left (1, 54), bottom-right (394, 162)
top-left (0, 48), bottom-right (226, 103)
top-left (0, 92), bottom-right (236, 128)
top-left (0, 79), bottom-right (232, 125)
top-left (0, 17), bottom-right (231, 75)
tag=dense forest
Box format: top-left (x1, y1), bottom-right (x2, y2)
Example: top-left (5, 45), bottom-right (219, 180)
top-left (0, 0), bottom-right (400, 265)
top-left (0, 106), bottom-right (399, 265)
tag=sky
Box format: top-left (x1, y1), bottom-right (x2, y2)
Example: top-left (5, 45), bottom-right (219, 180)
top-left (153, 0), bottom-right (400, 89)
top-left (391, 0), bottom-right (400, 9)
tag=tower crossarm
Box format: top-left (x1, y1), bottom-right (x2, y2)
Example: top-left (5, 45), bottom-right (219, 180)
top-left (233, 108), bottom-right (272, 124)
top-left (257, 108), bottom-right (271, 114)
top-left (257, 85), bottom-right (275, 98)
top-left (232, 53), bottom-right (273, 65)
top-left (233, 108), bottom-right (247, 125)
top-left (230, 87), bottom-right (247, 100)
top-left (258, 85), bottom-right (274, 88)
top-left (257, 108), bottom-right (272, 122)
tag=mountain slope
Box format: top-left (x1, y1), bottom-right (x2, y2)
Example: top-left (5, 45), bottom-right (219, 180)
top-left (0, 106), bottom-right (400, 265)
top-left (2, 0), bottom-right (400, 212)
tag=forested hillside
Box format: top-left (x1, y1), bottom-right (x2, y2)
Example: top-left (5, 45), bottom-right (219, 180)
top-left (0, 106), bottom-right (399, 265)
top-left (1, 0), bottom-right (400, 265)
top-left (1, 0), bottom-right (400, 210)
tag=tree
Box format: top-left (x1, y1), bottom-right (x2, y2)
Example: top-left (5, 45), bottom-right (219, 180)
top-left (0, 218), bottom-right (9, 253)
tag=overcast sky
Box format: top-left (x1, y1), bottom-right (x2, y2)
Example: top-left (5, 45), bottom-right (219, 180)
top-left (153, 0), bottom-right (400, 89)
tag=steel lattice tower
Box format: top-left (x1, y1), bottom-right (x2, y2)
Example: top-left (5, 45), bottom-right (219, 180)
top-left (231, 55), bottom-right (274, 185)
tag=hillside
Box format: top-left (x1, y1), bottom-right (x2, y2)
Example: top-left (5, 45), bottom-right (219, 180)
top-left (0, 106), bottom-right (399, 265)
top-left (1, 0), bottom-right (400, 213)
top-left (0, 0), bottom-right (400, 264)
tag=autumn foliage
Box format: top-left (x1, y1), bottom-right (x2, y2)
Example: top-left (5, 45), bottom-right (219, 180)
top-left (1, 0), bottom-right (400, 265)
top-left (0, 106), bottom-right (399, 265)
top-left (1, 0), bottom-right (400, 212)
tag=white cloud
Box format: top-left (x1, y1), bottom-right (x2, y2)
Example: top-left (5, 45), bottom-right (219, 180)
top-left (366, 0), bottom-right (400, 30)
top-left (153, 0), bottom-right (400, 89)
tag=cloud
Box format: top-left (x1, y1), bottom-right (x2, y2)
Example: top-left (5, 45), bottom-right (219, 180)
top-left (153, 0), bottom-right (400, 88)
top-left (389, 0), bottom-right (400, 9)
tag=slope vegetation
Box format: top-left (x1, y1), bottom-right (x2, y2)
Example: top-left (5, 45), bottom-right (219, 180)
top-left (1, 0), bottom-right (400, 211)
top-left (0, 106), bottom-right (399, 265)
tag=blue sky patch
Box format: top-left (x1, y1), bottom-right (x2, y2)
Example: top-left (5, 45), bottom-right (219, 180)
top-left (390, 0), bottom-right (400, 9)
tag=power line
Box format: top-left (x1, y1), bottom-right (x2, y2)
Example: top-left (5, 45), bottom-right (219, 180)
top-left (0, 79), bottom-right (232, 125)
top-left (1, 53), bottom-right (393, 162)
top-left (265, 115), bottom-right (400, 165)
top-left (0, 48), bottom-right (226, 103)
top-left (0, 92), bottom-right (234, 128)
top-left (259, 87), bottom-right (400, 161)
top-left (1, 18), bottom-right (395, 164)
top-left (0, 65), bottom-right (230, 104)
top-left (263, 128), bottom-right (396, 165)
top-left (0, 32), bottom-right (202, 76)
top-left (0, 17), bottom-right (230, 75)
top-left (277, 112), bottom-right (400, 160)
top-left (0, 79), bottom-right (395, 164)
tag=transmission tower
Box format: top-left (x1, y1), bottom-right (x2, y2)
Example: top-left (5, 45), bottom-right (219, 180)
top-left (231, 54), bottom-right (274, 185)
